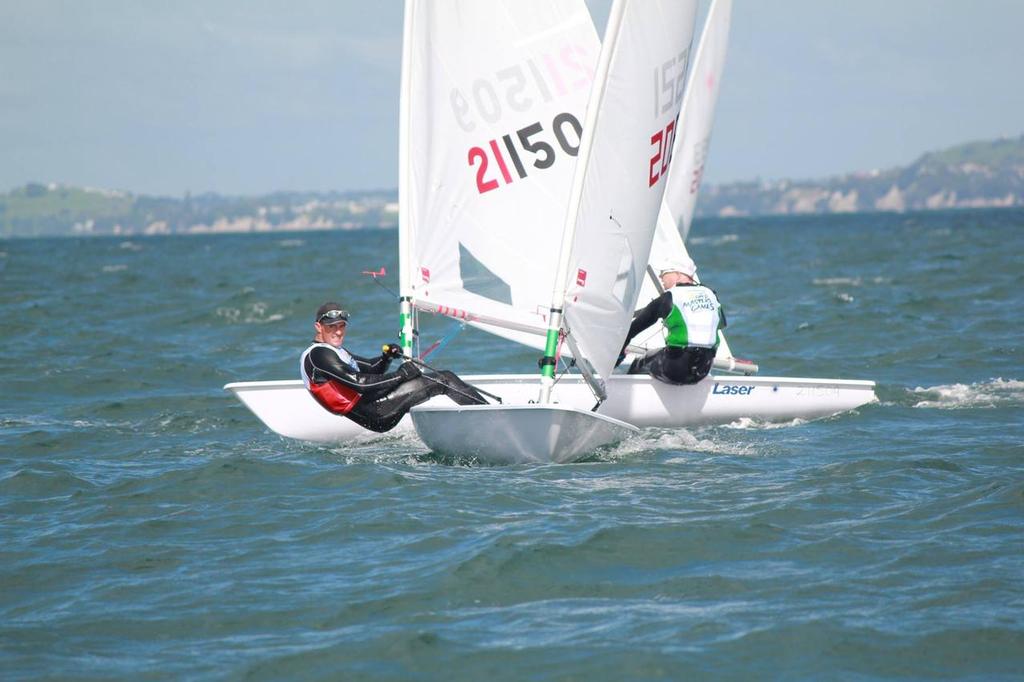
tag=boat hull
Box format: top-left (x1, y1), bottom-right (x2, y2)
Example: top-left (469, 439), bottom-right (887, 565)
top-left (224, 374), bottom-right (877, 444)
top-left (409, 404), bottom-right (638, 464)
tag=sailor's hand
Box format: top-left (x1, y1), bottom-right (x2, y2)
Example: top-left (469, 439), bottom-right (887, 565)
top-left (382, 343), bottom-right (405, 358)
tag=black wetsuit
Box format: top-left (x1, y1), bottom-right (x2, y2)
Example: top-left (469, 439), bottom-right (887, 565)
top-left (302, 345), bottom-right (486, 433)
top-left (620, 285), bottom-right (725, 385)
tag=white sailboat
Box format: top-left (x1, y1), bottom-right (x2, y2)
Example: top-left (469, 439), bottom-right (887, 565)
top-left (409, 0), bottom-right (701, 463)
top-left (223, 0), bottom-right (877, 450)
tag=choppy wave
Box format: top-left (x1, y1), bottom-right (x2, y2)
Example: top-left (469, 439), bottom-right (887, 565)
top-left (723, 417), bottom-right (809, 430)
top-left (3, 211), bottom-right (1023, 680)
top-left (214, 302), bottom-right (286, 324)
top-left (813, 276), bottom-right (862, 286)
top-left (911, 378), bottom-right (1024, 409)
top-left (327, 428), bottom-right (432, 465)
top-left (689, 233), bottom-right (739, 246)
top-left (618, 428), bottom-right (759, 458)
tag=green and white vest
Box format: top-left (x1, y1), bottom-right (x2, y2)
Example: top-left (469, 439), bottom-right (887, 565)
top-left (664, 285), bottom-right (722, 349)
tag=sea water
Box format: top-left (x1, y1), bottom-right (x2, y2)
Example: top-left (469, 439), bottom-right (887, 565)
top-left (2, 209), bottom-right (1022, 680)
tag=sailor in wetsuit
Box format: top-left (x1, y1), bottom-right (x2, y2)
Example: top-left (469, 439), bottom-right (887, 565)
top-left (617, 259), bottom-right (726, 385)
top-left (300, 302), bottom-right (487, 433)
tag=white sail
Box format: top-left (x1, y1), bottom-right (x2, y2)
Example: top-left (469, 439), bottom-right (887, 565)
top-left (655, 0), bottom-right (732, 247)
top-left (643, 0), bottom-right (732, 305)
top-left (401, 0), bottom-right (599, 339)
top-left (632, 0), bottom-right (751, 371)
top-left (556, 0), bottom-right (699, 384)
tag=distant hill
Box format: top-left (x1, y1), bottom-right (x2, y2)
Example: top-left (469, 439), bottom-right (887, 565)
top-left (2, 135), bottom-right (1022, 238)
top-left (696, 134), bottom-right (1024, 217)
top-left (0, 185), bottom-right (399, 238)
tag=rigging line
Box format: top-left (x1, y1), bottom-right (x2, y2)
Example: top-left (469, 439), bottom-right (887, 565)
top-left (361, 266), bottom-right (398, 298)
top-left (369, 276), bottom-right (399, 299)
top-left (419, 321), bottom-right (465, 361)
top-left (404, 355), bottom-right (503, 404)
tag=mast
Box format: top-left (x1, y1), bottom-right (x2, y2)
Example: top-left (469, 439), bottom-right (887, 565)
top-left (397, 0), bottom-right (416, 357)
top-left (538, 0), bottom-right (627, 405)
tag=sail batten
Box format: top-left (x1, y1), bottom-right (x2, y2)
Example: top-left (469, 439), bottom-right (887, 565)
top-left (413, 295), bottom-right (550, 338)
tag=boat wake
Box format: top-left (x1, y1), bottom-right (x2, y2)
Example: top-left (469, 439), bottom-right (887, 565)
top-left (611, 427), bottom-right (760, 459)
top-left (723, 416), bottom-right (809, 430)
top-left (910, 378), bottom-right (1024, 409)
top-left (328, 429), bottom-right (432, 465)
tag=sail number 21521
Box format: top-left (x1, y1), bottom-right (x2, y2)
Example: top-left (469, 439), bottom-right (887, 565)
top-left (648, 49), bottom-right (690, 187)
top-left (648, 117), bottom-right (678, 187)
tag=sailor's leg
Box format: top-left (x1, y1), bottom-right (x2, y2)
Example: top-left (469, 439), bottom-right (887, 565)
top-left (431, 370), bottom-right (488, 405)
top-left (685, 347), bottom-right (716, 384)
top-left (654, 347), bottom-right (716, 385)
top-left (627, 348), bottom-right (662, 375)
top-left (346, 376), bottom-right (447, 432)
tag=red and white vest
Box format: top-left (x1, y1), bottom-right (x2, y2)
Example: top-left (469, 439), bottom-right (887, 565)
top-left (300, 343), bottom-right (361, 415)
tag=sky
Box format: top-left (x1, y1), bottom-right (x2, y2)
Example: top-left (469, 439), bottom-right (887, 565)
top-left (1, 1), bottom-right (1022, 196)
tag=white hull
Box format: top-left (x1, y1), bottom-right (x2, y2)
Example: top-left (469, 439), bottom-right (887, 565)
top-left (409, 404), bottom-right (638, 464)
top-left (224, 374), bottom-right (876, 444)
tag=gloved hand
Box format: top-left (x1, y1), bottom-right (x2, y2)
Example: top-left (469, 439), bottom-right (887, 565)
top-left (382, 343), bottom-right (405, 358)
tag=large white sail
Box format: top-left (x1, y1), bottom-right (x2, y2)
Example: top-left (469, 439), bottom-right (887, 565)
top-left (400, 0), bottom-right (599, 339)
top-left (654, 0), bottom-right (732, 249)
top-left (632, 0), bottom-right (749, 369)
top-left (556, 0), bottom-right (700, 385)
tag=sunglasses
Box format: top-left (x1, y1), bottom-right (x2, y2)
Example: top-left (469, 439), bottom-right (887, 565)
top-left (318, 309), bottom-right (350, 324)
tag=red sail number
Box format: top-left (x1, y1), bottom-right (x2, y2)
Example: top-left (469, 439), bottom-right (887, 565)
top-left (648, 118), bottom-right (678, 187)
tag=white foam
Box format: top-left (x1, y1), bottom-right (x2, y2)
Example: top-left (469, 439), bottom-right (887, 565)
top-left (723, 417), bottom-right (808, 430)
top-left (102, 264), bottom-right (128, 272)
top-left (912, 378), bottom-right (1024, 409)
top-left (215, 302), bottom-right (284, 324)
top-left (613, 428), bottom-right (758, 458)
top-left (813, 277), bottom-right (862, 286)
top-left (812, 276), bottom-right (890, 286)
top-left (689, 233), bottom-right (739, 247)
top-left (326, 426), bottom-right (432, 465)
